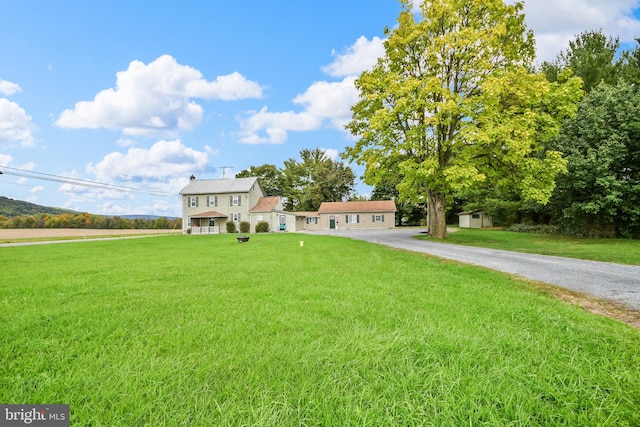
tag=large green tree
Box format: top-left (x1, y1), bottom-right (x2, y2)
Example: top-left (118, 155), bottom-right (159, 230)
top-left (620, 37), bottom-right (640, 84)
top-left (282, 148), bottom-right (355, 211)
top-left (541, 30), bottom-right (621, 92)
top-left (235, 164), bottom-right (284, 196)
top-left (344, 0), bottom-right (582, 237)
top-left (547, 82), bottom-right (640, 238)
top-left (238, 149), bottom-right (355, 212)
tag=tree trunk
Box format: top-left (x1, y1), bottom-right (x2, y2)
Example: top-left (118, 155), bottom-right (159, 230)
top-left (427, 190), bottom-right (448, 238)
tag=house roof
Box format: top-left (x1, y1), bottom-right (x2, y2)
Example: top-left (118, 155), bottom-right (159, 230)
top-left (458, 210), bottom-right (483, 216)
top-left (250, 196), bottom-right (281, 212)
top-left (179, 177), bottom-right (261, 195)
top-left (318, 200), bottom-right (396, 213)
top-left (190, 211), bottom-right (228, 218)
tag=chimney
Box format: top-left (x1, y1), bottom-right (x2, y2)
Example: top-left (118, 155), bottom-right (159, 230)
top-left (189, 174), bottom-right (196, 181)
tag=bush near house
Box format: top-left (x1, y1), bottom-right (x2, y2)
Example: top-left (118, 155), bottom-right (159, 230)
top-left (255, 221), bottom-right (269, 233)
top-left (226, 221), bottom-right (237, 233)
top-left (239, 221), bottom-right (250, 233)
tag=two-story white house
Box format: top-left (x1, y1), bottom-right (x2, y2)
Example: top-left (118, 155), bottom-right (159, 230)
top-left (180, 176), bottom-right (267, 234)
top-left (180, 175), bottom-right (397, 234)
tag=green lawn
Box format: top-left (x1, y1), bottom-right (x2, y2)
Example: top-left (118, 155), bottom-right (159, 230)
top-left (417, 228), bottom-right (640, 265)
top-left (1, 234), bottom-right (639, 425)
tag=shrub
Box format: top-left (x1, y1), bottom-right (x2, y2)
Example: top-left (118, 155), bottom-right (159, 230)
top-left (506, 223), bottom-right (560, 234)
top-left (226, 221), bottom-right (237, 233)
top-left (255, 221), bottom-right (269, 233)
top-left (239, 221), bottom-right (250, 233)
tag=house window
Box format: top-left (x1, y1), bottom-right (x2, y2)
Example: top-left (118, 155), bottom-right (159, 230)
top-left (208, 218), bottom-right (215, 226)
top-left (346, 214), bottom-right (359, 224)
top-left (187, 218), bottom-right (192, 227)
top-left (472, 213), bottom-right (480, 219)
top-left (189, 196), bottom-right (198, 207)
top-left (306, 217), bottom-right (318, 225)
top-left (230, 195), bottom-right (241, 206)
top-left (231, 213), bottom-right (241, 222)
top-left (256, 215), bottom-right (264, 221)
top-left (372, 214), bottom-right (385, 223)
top-left (207, 196), bottom-right (217, 207)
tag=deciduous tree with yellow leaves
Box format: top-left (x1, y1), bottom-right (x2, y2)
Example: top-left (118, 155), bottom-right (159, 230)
top-left (344, 0), bottom-right (582, 237)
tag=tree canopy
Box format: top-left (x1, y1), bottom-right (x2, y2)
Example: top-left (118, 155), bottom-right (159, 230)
top-left (540, 30), bottom-right (620, 93)
top-left (547, 82), bottom-right (640, 238)
top-left (235, 164), bottom-right (283, 197)
top-left (344, 0), bottom-right (582, 237)
top-left (237, 148), bottom-right (355, 212)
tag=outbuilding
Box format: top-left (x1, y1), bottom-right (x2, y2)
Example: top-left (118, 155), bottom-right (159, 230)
top-left (316, 200), bottom-right (396, 230)
top-left (458, 210), bottom-right (493, 228)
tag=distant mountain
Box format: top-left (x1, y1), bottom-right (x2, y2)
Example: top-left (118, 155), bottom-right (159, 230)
top-left (120, 215), bottom-right (180, 220)
top-left (0, 197), bottom-right (179, 220)
top-left (0, 196), bottom-right (76, 217)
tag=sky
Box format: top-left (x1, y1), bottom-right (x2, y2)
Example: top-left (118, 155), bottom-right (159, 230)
top-left (1, 1), bottom-right (640, 218)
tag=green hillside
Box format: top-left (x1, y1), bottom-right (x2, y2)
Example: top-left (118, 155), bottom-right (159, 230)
top-left (0, 196), bottom-right (75, 217)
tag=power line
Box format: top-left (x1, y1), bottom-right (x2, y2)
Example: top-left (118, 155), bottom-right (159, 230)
top-left (0, 166), bottom-right (177, 197)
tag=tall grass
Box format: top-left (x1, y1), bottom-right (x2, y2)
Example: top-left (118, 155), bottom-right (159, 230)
top-left (1, 234), bottom-right (639, 425)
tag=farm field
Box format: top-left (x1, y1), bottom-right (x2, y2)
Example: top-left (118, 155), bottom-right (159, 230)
top-left (1, 233), bottom-right (639, 425)
top-left (0, 228), bottom-right (181, 243)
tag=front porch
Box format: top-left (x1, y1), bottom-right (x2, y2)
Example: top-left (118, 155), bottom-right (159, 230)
top-left (191, 225), bottom-right (220, 234)
top-left (189, 210), bottom-right (227, 235)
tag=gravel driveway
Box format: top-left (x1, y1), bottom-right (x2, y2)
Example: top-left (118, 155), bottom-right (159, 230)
top-left (310, 228), bottom-right (640, 312)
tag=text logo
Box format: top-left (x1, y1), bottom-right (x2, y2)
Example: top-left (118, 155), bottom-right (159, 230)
top-left (1, 405), bottom-right (69, 427)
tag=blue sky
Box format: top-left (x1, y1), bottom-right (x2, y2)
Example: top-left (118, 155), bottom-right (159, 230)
top-left (2, 0), bottom-right (640, 217)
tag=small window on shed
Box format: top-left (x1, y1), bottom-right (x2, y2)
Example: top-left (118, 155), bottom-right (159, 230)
top-left (472, 213), bottom-right (480, 219)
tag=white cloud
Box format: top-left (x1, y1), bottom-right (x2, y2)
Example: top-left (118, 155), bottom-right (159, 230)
top-left (238, 107), bottom-right (323, 144)
top-left (0, 79), bottom-right (21, 96)
top-left (0, 153), bottom-right (12, 166)
top-left (321, 148), bottom-right (339, 160)
top-left (239, 1), bottom-right (640, 145)
top-left (93, 199), bottom-right (180, 217)
top-left (86, 139), bottom-right (208, 187)
top-left (0, 98), bottom-right (37, 147)
top-left (508, 0), bottom-right (640, 62)
top-left (239, 36), bottom-right (370, 145)
top-left (56, 55), bottom-right (264, 136)
top-left (57, 140), bottom-right (205, 209)
top-left (30, 185), bottom-right (45, 193)
top-left (116, 137), bottom-right (137, 147)
top-left (322, 36), bottom-right (385, 78)
top-left (21, 162), bottom-right (36, 171)
top-left (203, 145), bottom-right (220, 157)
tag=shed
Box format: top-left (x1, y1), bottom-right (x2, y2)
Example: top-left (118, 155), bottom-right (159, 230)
top-left (458, 210), bottom-right (493, 228)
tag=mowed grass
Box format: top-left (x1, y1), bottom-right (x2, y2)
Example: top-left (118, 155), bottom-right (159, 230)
top-left (1, 234), bottom-right (639, 426)
top-left (417, 228), bottom-right (640, 265)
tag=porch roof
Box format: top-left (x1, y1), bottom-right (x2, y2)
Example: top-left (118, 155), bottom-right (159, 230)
top-left (190, 211), bottom-right (228, 219)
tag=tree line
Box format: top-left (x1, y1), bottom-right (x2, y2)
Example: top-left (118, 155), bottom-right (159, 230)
top-left (462, 30), bottom-right (640, 238)
top-left (236, 148), bottom-right (357, 212)
top-left (0, 212), bottom-right (181, 230)
top-left (342, 0), bottom-right (640, 238)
